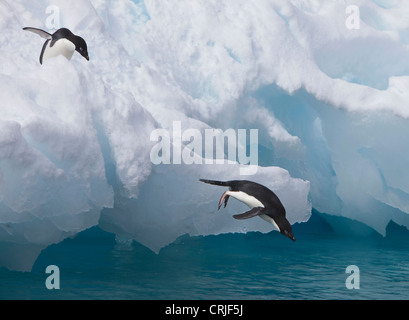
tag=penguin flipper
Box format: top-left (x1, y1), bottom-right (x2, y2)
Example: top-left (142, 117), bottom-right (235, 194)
top-left (23, 27), bottom-right (52, 40)
top-left (39, 39), bottom-right (50, 64)
top-left (200, 179), bottom-right (231, 187)
top-left (233, 207), bottom-right (264, 220)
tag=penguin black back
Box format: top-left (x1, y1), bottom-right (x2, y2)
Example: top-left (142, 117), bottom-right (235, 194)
top-left (226, 180), bottom-right (286, 213)
top-left (200, 179), bottom-right (285, 214)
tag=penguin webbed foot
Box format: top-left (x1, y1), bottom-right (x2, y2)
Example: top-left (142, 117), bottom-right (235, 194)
top-left (218, 191), bottom-right (229, 210)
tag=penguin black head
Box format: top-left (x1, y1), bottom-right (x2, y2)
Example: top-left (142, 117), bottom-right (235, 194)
top-left (281, 229), bottom-right (296, 241)
top-left (280, 220), bottom-right (296, 241)
top-left (74, 36), bottom-right (89, 61)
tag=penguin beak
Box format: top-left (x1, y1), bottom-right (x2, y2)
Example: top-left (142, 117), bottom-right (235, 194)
top-left (85, 55), bottom-right (89, 61)
top-left (284, 230), bottom-right (296, 242)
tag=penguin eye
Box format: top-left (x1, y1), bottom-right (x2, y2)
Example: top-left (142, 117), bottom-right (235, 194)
top-left (80, 47), bottom-right (84, 52)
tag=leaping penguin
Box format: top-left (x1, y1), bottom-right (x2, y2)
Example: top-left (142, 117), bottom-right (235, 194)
top-left (200, 179), bottom-right (296, 241)
top-left (23, 27), bottom-right (89, 64)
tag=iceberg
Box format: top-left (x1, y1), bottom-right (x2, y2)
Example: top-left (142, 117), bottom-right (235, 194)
top-left (0, 0), bottom-right (408, 271)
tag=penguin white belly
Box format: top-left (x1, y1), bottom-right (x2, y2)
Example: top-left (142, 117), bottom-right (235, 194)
top-left (43, 38), bottom-right (75, 62)
top-left (259, 214), bottom-right (281, 232)
top-left (226, 191), bottom-right (264, 209)
top-left (227, 191), bottom-right (281, 231)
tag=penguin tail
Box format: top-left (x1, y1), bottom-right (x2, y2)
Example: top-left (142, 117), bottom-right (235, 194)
top-left (199, 179), bottom-right (231, 187)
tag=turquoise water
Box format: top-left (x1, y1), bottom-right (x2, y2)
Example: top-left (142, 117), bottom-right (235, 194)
top-left (1, 211), bottom-right (408, 300)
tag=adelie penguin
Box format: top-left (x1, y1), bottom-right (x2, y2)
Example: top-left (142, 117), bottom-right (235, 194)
top-left (23, 27), bottom-right (89, 64)
top-left (200, 179), bottom-right (296, 241)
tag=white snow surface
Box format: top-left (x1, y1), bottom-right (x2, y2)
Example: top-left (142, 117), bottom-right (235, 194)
top-left (0, 0), bottom-right (408, 270)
